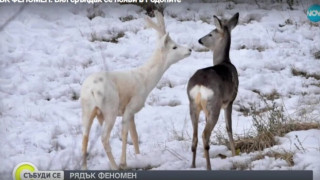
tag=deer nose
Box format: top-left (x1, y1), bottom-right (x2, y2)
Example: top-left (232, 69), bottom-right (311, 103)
top-left (198, 39), bottom-right (203, 45)
top-left (189, 49), bottom-right (192, 52)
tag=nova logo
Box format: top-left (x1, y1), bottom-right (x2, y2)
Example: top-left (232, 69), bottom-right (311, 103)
top-left (307, 4), bottom-right (320, 22)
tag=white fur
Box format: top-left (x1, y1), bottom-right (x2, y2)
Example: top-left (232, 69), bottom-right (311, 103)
top-left (80, 11), bottom-right (191, 170)
top-left (189, 85), bottom-right (214, 100)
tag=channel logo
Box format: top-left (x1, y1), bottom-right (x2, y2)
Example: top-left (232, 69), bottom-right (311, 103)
top-left (12, 162), bottom-right (63, 180)
top-left (13, 162), bottom-right (38, 180)
top-left (307, 4), bottom-right (320, 22)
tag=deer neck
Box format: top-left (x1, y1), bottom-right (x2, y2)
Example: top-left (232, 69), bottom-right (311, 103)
top-left (213, 33), bottom-right (231, 65)
top-left (137, 48), bottom-right (169, 92)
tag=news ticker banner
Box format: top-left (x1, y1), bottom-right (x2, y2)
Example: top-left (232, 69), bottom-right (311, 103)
top-left (13, 162), bottom-right (313, 180)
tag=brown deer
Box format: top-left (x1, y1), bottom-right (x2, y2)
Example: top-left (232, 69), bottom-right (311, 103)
top-left (187, 13), bottom-right (239, 170)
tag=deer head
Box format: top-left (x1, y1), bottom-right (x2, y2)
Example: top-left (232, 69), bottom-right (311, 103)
top-left (198, 13), bottom-right (239, 51)
top-left (145, 11), bottom-right (191, 66)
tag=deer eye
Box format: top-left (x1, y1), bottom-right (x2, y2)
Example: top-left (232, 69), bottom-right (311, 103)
top-left (173, 46), bottom-right (177, 50)
top-left (208, 34), bottom-right (212, 37)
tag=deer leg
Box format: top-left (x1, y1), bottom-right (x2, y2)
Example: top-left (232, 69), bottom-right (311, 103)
top-left (119, 111), bottom-right (133, 170)
top-left (225, 102), bottom-right (236, 156)
top-left (129, 117), bottom-right (140, 154)
top-left (101, 111), bottom-right (118, 170)
top-left (190, 102), bottom-right (200, 168)
top-left (81, 106), bottom-right (97, 170)
top-left (202, 102), bottom-right (220, 170)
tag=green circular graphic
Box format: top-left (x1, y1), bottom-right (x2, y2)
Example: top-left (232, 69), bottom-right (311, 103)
top-left (12, 162), bottom-right (38, 180)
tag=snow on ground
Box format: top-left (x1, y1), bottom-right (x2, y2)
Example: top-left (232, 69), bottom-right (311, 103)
top-left (1, 1), bottom-right (320, 180)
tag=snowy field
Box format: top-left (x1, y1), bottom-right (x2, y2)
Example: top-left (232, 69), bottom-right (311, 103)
top-left (1, 1), bottom-right (320, 179)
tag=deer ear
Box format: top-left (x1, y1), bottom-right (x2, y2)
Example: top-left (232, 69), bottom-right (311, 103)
top-left (160, 33), bottom-right (170, 47)
top-left (213, 15), bottom-right (222, 31)
top-left (227, 12), bottom-right (239, 31)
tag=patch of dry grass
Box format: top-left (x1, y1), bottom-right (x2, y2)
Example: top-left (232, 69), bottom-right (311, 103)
top-left (226, 93), bottom-right (320, 154)
top-left (233, 122), bottom-right (319, 153)
top-left (231, 150), bottom-right (295, 170)
top-left (291, 67), bottom-right (320, 80)
top-left (119, 15), bottom-right (135, 22)
top-left (89, 32), bottom-right (125, 43)
top-left (234, 131), bottom-right (276, 153)
top-left (253, 150), bottom-right (295, 166)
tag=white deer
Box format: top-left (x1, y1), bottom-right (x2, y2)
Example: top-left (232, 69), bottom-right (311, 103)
top-left (80, 11), bottom-right (191, 170)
